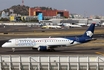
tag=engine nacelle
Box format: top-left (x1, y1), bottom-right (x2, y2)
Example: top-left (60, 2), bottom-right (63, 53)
top-left (38, 46), bottom-right (48, 51)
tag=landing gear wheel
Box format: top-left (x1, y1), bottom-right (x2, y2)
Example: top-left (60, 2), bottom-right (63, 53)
top-left (12, 48), bottom-right (15, 52)
top-left (37, 47), bottom-right (40, 51)
top-left (32, 48), bottom-right (36, 50)
top-left (49, 48), bottom-right (55, 52)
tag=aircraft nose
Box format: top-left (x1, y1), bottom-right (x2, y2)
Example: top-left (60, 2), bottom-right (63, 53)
top-left (0, 40), bottom-right (8, 47)
top-left (2, 43), bottom-right (10, 47)
top-left (2, 43), bottom-right (6, 47)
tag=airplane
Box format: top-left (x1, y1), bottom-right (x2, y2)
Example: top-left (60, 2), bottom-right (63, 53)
top-left (76, 23), bottom-right (87, 26)
top-left (38, 22), bottom-right (62, 29)
top-left (41, 25), bottom-right (61, 29)
top-left (2, 23), bottom-right (96, 52)
top-left (59, 23), bottom-right (82, 28)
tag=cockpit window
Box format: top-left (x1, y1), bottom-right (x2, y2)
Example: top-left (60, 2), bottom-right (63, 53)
top-left (7, 41), bottom-right (11, 42)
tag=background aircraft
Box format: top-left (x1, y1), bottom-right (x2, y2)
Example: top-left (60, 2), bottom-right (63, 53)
top-left (59, 23), bottom-right (82, 28)
top-left (2, 23), bottom-right (95, 52)
top-left (41, 25), bottom-right (61, 29)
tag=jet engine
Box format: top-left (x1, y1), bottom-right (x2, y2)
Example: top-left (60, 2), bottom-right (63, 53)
top-left (38, 46), bottom-right (48, 51)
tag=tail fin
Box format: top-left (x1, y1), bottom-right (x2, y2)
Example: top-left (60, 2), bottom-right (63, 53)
top-left (82, 23), bottom-right (95, 38)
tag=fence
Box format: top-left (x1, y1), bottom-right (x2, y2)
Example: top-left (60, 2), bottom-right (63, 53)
top-left (0, 55), bottom-right (104, 70)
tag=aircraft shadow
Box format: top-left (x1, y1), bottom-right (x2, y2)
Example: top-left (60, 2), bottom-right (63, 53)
top-left (5, 47), bottom-right (101, 54)
top-left (55, 47), bottom-right (101, 52)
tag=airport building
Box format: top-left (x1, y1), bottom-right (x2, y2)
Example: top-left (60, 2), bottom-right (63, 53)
top-left (29, 7), bottom-right (69, 18)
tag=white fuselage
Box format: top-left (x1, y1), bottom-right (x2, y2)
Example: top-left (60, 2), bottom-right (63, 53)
top-left (2, 38), bottom-right (79, 48)
top-left (64, 24), bottom-right (82, 28)
top-left (42, 25), bottom-right (61, 29)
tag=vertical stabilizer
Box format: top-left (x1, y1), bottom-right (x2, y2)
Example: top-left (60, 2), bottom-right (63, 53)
top-left (82, 23), bottom-right (95, 38)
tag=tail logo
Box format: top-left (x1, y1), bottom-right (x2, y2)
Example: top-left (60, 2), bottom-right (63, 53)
top-left (86, 31), bottom-right (93, 37)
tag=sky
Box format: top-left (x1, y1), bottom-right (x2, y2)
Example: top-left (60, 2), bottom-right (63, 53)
top-left (0, 0), bottom-right (104, 16)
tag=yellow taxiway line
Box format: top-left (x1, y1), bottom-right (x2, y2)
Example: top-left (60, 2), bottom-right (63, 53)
top-left (96, 52), bottom-right (104, 56)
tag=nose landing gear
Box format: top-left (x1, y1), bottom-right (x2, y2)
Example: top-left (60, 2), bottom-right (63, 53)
top-left (12, 48), bottom-right (15, 52)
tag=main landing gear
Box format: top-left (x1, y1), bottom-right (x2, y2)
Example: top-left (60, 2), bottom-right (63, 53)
top-left (48, 48), bottom-right (55, 52)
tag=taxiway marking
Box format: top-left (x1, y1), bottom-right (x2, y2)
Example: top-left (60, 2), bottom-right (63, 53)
top-left (96, 52), bottom-right (104, 56)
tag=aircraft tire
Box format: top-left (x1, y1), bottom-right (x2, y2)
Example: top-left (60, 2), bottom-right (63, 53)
top-left (48, 48), bottom-right (55, 52)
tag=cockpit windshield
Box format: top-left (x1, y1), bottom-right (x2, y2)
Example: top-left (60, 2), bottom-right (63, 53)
top-left (7, 41), bottom-right (11, 43)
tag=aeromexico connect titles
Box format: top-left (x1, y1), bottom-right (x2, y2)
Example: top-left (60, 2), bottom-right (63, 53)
top-left (2, 23), bottom-right (96, 51)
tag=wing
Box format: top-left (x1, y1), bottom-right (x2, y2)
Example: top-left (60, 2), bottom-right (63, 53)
top-left (33, 44), bottom-right (66, 51)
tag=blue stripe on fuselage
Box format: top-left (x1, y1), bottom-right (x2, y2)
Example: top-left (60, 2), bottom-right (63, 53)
top-left (65, 37), bottom-right (92, 43)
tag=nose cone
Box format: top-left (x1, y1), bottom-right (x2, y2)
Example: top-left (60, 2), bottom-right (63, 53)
top-left (2, 43), bottom-right (7, 47)
top-left (2, 42), bottom-right (14, 48)
top-left (0, 40), bottom-right (8, 47)
top-left (2, 42), bottom-right (11, 47)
